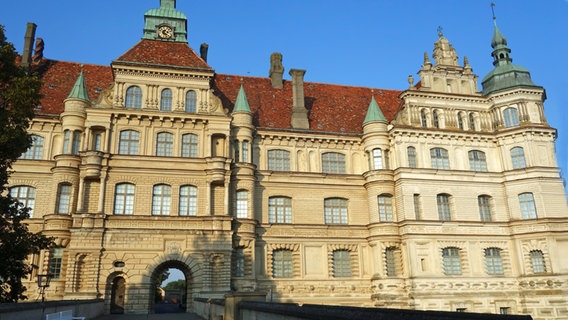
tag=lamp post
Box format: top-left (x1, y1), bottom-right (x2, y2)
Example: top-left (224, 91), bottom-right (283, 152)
top-left (37, 274), bottom-right (52, 303)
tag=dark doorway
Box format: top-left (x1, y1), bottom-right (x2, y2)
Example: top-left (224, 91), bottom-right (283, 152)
top-left (153, 266), bottom-right (188, 314)
top-left (110, 276), bottom-right (125, 314)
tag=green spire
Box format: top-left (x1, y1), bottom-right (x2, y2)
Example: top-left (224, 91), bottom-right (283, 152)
top-left (67, 70), bottom-right (89, 101)
top-left (233, 84), bottom-right (251, 113)
top-left (363, 96), bottom-right (386, 124)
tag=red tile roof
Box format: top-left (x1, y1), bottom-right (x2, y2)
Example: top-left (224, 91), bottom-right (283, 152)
top-left (114, 39), bottom-right (212, 71)
top-left (32, 58), bottom-right (401, 134)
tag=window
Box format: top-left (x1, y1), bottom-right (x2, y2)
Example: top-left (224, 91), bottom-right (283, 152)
top-left (437, 194), bottom-right (452, 221)
top-left (268, 196), bottom-right (292, 223)
top-left (420, 109), bottom-right (427, 127)
top-left (56, 184), bottom-right (72, 214)
top-left (333, 250), bottom-right (352, 277)
top-left (71, 131), bottom-right (82, 155)
top-left (21, 135), bottom-right (44, 160)
top-left (63, 130), bottom-right (70, 154)
top-left (530, 250), bottom-right (546, 274)
top-left (236, 190), bottom-right (248, 218)
top-left (499, 307), bottom-right (510, 315)
top-left (407, 146), bottom-right (417, 168)
top-left (156, 132), bottom-right (174, 157)
top-left (503, 107), bottom-right (519, 127)
top-left (152, 185), bottom-right (171, 215)
top-left (268, 149), bottom-right (290, 171)
top-left (432, 110), bottom-right (440, 128)
top-left (233, 141), bottom-right (240, 162)
top-left (457, 112), bottom-right (465, 130)
top-left (385, 247), bottom-right (397, 277)
top-left (179, 185), bottom-right (197, 216)
top-left (519, 193), bottom-right (537, 219)
top-left (324, 198), bottom-right (348, 224)
top-left (93, 131), bottom-right (103, 151)
top-left (185, 90), bottom-right (197, 112)
top-left (377, 194), bottom-right (393, 222)
top-left (234, 248), bottom-right (245, 277)
top-left (49, 248), bottom-right (64, 279)
top-left (181, 134), bottom-right (198, 157)
top-left (469, 113), bottom-right (476, 131)
top-left (322, 152), bottom-right (346, 174)
top-left (413, 194), bottom-right (421, 220)
top-left (372, 149), bottom-right (383, 170)
top-left (118, 130), bottom-right (140, 155)
top-left (442, 247), bottom-right (461, 275)
top-left (272, 249), bottom-right (293, 278)
top-left (511, 147), bottom-right (526, 169)
top-left (485, 248), bottom-right (504, 275)
top-left (242, 140), bottom-right (249, 163)
top-left (160, 88), bottom-right (172, 111)
top-left (125, 86), bottom-right (142, 108)
top-left (9, 186), bottom-right (36, 216)
top-left (430, 148), bottom-right (450, 169)
top-left (456, 308), bottom-right (467, 313)
top-left (468, 150), bottom-right (487, 172)
top-left (114, 183), bottom-right (135, 215)
top-left (478, 195), bottom-right (492, 222)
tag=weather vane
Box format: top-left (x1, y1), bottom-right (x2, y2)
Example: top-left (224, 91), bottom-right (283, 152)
top-left (491, 2), bottom-right (496, 20)
top-left (437, 26), bottom-right (443, 37)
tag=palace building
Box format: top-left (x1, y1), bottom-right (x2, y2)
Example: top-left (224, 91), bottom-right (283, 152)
top-left (10, 0), bottom-right (568, 318)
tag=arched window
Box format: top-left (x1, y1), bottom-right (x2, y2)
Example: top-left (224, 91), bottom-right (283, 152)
top-left (118, 130), bottom-right (140, 155)
top-left (160, 88), bottom-right (173, 111)
top-left (519, 192), bottom-right (537, 219)
top-left (469, 113), bottom-right (476, 131)
top-left (478, 195), bottom-right (492, 222)
top-left (268, 196), bottom-right (292, 223)
top-left (114, 183), bottom-right (135, 215)
top-left (530, 250), bottom-right (546, 274)
top-left (9, 186), bottom-right (36, 216)
top-left (179, 185), bottom-right (197, 216)
top-left (420, 109), bottom-right (427, 127)
top-left (503, 107), bottom-right (520, 127)
top-left (332, 250), bottom-right (352, 278)
top-left (377, 194), bottom-right (393, 222)
top-left (185, 90), bottom-right (197, 112)
top-left (324, 198), bottom-right (348, 224)
top-left (511, 147), bottom-right (526, 169)
top-left (181, 134), bottom-right (198, 157)
top-left (468, 150), bottom-right (487, 172)
top-left (437, 193), bottom-right (452, 221)
top-left (407, 146), bottom-right (417, 168)
top-left (442, 247), bottom-right (461, 275)
top-left (430, 148), bottom-right (449, 169)
top-left (56, 183), bottom-right (72, 214)
top-left (156, 132), bottom-right (174, 156)
top-left (236, 190), bottom-right (248, 218)
top-left (485, 248), bottom-right (504, 275)
top-left (21, 135), bottom-right (44, 160)
top-left (272, 249), bottom-right (293, 278)
top-left (322, 152), bottom-right (346, 174)
top-left (125, 86), bottom-right (142, 109)
top-left (268, 149), bottom-right (290, 171)
top-left (432, 110), bottom-right (440, 128)
top-left (152, 184), bottom-right (171, 216)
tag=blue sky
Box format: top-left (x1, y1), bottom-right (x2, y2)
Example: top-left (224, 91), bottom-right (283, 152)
top-left (2, 0), bottom-right (567, 190)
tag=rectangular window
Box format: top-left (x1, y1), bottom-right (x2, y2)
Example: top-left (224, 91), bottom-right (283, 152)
top-left (413, 194), bottom-right (421, 220)
top-left (499, 307), bottom-right (510, 315)
top-left (385, 248), bottom-right (397, 277)
top-left (378, 195), bottom-right (393, 222)
top-left (324, 198), bottom-right (348, 224)
top-left (478, 195), bottom-right (492, 222)
top-left (181, 134), bottom-right (198, 157)
top-left (468, 150), bottom-right (488, 172)
top-left (114, 183), bottom-right (135, 215)
top-left (156, 133), bottom-right (174, 157)
top-left (430, 148), bottom-right (450, 169)
top-left (235, 248), bottom-right (245, 277)
top-left (442, 247), bottom-right (461, 275)
top-left (10, 186), bottom-right (36, 217)
top-left (333, 250), bottom-right (352, 277)
top-left (437, 194), bottom-right (451, 221)
top-left (71, 131), bottom-right (82, 155)
top-left (63, 130), bottom-right (71, 154)
top-left (519, 193), bottom-right (537, 219)
top-left (179, 186), bottom-right (197, 216)
top-left (372, 149), bottom-right (383, 170)
top-left (49, 248), bottom-right (64, 279)
top-left (93, 132), bottom-right (102, 151)
top-left (118, 130), bottom-right (139, 155)
top-left (407, 146), bottom-right (417, 168)
top-left (322, 152), bottom-right (346, 174)
top-left (233, 141), bottom-right (240, 162)
top-left (21, 135), bottom-right (44, 160)
top-left (268, 149), bottom-right (290, 171)
top-left (236, 191), bottom-right (248, 218)
top-left (242, 140), bottom-right (249, 163)
top-left (273, 250), bottom-right (293, 278)
top-left (530, 250), bottom-right (546, 273)
top-left (511, 147), bottom-right (526, 169)
top-left (485, 248), bottom-right (504, 275)
top-left (268, 197), bottom-right (292, 223)
top-left (152, 185), bottom-right (171, 215)
top-left (57, 184), bottom-right (72, 214)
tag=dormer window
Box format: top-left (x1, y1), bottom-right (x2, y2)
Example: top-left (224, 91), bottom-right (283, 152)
top-left (125, 86), bottom-right (142, 109)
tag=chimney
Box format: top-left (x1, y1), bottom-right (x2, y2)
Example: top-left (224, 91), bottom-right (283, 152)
top-left (289, 69), bottom-right (309, 129)
top-left (22, 22), bottom-right (37, 68)
top-left (200, 43), bottom-right (208, 62)
top-left (269, 52), bottom-right (284, 89)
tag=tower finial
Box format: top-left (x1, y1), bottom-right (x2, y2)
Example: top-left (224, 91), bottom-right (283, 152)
top-left (437, 26), bottom-right (443, 38)
top-left (491, 2), bottom-right (496, 21)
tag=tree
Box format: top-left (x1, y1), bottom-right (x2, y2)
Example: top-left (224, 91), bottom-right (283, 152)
top-left (0, 25), bottom-right (52, 302)
top-left (163, 279), bottom-right (186, 291)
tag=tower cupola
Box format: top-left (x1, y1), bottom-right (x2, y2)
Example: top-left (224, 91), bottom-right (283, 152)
top-left (142, 0), bottom-right (188, 42)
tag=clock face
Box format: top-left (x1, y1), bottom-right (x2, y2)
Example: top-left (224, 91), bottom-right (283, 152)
top-left (157, 25), bottom-right (173, 39)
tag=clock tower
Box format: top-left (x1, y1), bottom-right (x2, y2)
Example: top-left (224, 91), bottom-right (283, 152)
top-left (142, 0), bottom-right (188, 42)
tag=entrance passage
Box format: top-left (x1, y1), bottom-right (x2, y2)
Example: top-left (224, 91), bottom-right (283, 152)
top-left (153, 267), bottom-right (187, 314)
top-left (110, 277), bottom-right (125, 314)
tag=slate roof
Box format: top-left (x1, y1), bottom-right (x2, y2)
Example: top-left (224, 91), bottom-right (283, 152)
top-left (31, 57), bottom-right (401, 134)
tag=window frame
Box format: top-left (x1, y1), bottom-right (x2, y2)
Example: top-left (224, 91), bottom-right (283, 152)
top-left (9, 185), bottom-right (36, 217)
top-left (478, 195), bottom-right (492, 222)
top-left (267, 149), bottom-right (291, 171)
top-left (152, 184), bottom-right (171, 216)
top-left (234, 247), bottom-right (245, 277)
top-left (49, 248), bottom-right (64, 279)
top-left (468, 150), bottom-right (488, 172)
top-left (377, 194), bottom-right (393, 222)
top-left (324, 198), bottom-right (348, 225)
top-left (125, 86), bottom-right (142, 109)
top-left (511, 147), bottom-right (527, 169)
top-left (21, 135), bottom-right (44, 160)
top-left (503, 107), bottom-right (520, 127)
top-left (407, 146), bottom-right (417, 168)
top-left (530, 250), bottom-right (546, 274)
top-left (185, 90), bottom-right (197, 112)
top-left (56, 183), bottom-right (72, 214)
top-left (437, 193), bottom-right (452, 221)
top-left (442, 247), bottom-right (462, 275)
top-left (156, 132), bottom-right (174, 157)
top-left (385, 247), bottom-right (397, 277)
top-left (179, 185), bottom-right (197, 216)
top-left (372, 148), bottom-right (383, 170)
top-left (160, 88), bottom-right (173, 111)
top-left (114, 183), bottom-right (135, 215)
top-left (322, 152), bottom-right (346, 174)
top-left (272, 249), bottom-right (293, 278)
top-left (519, 192), bottom-right (537, 219)
top-left (332, 250), bottom-right (352, 278)
top-left (430, 148), bottom-right (450, 169)
top-left (118, 130), bottom-right (140, 155)
top-left (268, 196), bottom-right (292, 224)
top-left (235, 190), bottom-right (248, 219)
top-left (485, 248), bottom-right (504, 275)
